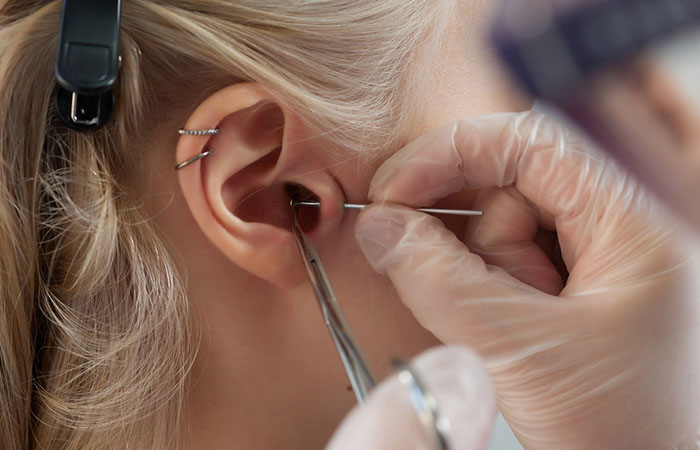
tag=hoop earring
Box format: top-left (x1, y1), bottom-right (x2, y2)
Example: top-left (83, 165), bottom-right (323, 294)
top-left (174, 128), bottom-right (219, 170)
top-left (175, 150), bottom-right (211, 171)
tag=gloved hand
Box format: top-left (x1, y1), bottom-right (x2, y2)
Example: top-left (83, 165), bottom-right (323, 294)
top-left (354, 112), bottom-right (700, 449)
top-left (326, 346), bottom-right (496, 450)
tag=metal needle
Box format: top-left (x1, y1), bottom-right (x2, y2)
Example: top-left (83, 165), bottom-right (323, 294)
top-left (295, 201), bottom-right (483, 217)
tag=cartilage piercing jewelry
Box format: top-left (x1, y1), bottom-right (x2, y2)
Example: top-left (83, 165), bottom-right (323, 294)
top-left (177, 128), bottom-right (221, 136)
top-left (174, 128), bottom-right (219, 170)
top-left (174, 150), bottom-right (211, 170)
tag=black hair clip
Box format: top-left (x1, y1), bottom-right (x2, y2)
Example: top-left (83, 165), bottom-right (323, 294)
top-left (54, 0), bottom-right (122, 132)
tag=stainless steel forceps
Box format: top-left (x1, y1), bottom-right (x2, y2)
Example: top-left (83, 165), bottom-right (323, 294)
top-left (290, 203), bottom-right (376, 404)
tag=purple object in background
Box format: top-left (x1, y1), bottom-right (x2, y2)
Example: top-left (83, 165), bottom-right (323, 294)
top-left (491, 0), bottom-right (700, 228)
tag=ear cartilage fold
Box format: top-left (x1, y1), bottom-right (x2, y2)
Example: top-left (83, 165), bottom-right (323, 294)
top-left (294, 201), bottom-right (483, 217)
top-left (178, 128), bottom-right (221, 136)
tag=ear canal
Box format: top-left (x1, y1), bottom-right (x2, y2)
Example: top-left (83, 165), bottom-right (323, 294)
top-left (284, 182), bottom-right (321, 233)
top-left (284, 182), bottom-right (318, 204)
top-left (233, 182), bottom-right (321, 233)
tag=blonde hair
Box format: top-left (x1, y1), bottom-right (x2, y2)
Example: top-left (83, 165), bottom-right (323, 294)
top-left (0, 1), bottom-right (453, 448)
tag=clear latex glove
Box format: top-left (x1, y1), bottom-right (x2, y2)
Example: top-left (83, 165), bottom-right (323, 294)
top-left (354, 112), bottom-right (700, 449)
top-left (326, 346), bottom-right (496, 450)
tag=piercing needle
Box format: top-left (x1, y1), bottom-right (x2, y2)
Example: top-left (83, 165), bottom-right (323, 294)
top-left (294, 201), bottom-right (483, 217)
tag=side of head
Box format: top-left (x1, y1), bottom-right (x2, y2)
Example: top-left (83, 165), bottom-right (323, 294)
top-left (0, 1), bottom-right (464, 449)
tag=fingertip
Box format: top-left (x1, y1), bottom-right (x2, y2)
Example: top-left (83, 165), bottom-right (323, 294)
top-left (325, 346), bottom-right (496, 450)
top-left (367, 122), bottom-right (467, 205)
top-left (368, 164), bottom-right (467, 206)
top-left (366, 161), bottom-right (397, 203)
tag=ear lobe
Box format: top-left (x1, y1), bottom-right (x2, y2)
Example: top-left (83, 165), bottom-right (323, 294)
top-left (175, 83), bottom-right (345, 288)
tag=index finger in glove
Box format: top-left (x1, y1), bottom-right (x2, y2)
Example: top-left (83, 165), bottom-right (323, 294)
top-left (325, 346), bottom-right (496, 450)
top-left (369, 111), bottom-right (605, 219)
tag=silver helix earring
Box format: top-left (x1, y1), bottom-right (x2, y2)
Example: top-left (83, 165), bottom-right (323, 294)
top-left (174, 128), bottom-right (219, 170)
top-left (177, 128), bottom-right (220, 136)
top-left (175, 150), bottom-right (211, 170)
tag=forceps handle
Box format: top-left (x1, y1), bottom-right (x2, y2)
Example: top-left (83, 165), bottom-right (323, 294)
top-left (291, 208), bottom-right (376, 404)
top-left (295, 201), bottom-right (483, 217)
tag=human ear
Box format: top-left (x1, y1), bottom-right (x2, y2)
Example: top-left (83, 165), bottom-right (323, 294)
top-left (175, 83), bottom-right (345, 288)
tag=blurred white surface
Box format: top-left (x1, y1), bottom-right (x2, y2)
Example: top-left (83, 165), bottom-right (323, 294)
top-left (489, 413), bottom-right (523, 450)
